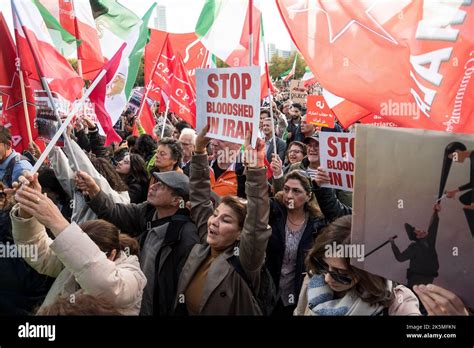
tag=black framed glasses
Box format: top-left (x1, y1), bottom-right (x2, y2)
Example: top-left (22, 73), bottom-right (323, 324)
top-left (312, 257), bottom-right (353, 285)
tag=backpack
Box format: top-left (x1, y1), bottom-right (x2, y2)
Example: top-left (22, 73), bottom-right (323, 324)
top-left (227, 255), bottom-right (278, 316)
top-left (2, 154), bottom-right (29, 188)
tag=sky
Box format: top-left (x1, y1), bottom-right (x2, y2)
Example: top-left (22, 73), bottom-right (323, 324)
top-left (0, 0), bottom-right (294, 51)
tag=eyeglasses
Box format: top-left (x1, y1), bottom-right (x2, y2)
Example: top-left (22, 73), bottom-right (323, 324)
top-left (312, 257), bottom-right (353, 285)
top-left (288, 149), bottom-right (303, 155)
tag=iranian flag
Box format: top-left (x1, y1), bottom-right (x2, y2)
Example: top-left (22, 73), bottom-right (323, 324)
top-left (40, 0), bottom-right (104, 80)
top-left (280, 54), bottom-right (297, 81)
top-left (302, 66), bottom-right (317, 86)
top-left (92, 0), bottom-right (156, 129)
top-left (35, 0), bottom-right (78, 57)
top-left (12, 0), bottom-right (84, 102)
top-left (195, 0), bottom-right (262, 67)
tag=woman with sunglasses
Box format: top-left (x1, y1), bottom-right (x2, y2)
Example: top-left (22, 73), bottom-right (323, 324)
top-left (295, 215), bottom-right (421, 315)
top-left (265, 165), bottom-right (352, 316)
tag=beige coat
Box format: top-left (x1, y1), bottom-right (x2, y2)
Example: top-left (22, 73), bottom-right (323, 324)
top-left (175, 154), bottom-right (271, 315)
top-left (11, 205), bottom-right (146, 315)
top-left (294, 274), bottom-right (421, 316)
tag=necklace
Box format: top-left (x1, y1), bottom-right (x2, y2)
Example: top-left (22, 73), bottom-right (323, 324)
top-left (287, 213), bottom-right (306, 226)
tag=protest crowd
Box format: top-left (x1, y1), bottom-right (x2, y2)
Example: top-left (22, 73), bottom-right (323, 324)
top-left (0, 0), bottom-right (472, 318)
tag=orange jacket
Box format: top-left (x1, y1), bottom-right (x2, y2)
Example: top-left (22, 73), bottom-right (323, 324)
top-left (209, 162), bottom-right (238, 197)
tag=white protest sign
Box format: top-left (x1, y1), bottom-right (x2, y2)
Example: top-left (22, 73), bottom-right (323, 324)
top-left (196, 66), bottom-right (260, 147)
top-left (319, 131), bottom-right (355, 192)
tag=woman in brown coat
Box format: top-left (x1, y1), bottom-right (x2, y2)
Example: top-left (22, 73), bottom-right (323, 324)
top-left (174, 125), bottom-right (271, 315)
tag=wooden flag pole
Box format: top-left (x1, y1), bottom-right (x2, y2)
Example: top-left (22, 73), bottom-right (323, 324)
top-left (15, 58), bottom-right (33, 145)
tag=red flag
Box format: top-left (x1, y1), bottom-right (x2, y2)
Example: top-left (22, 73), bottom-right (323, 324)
top-left (277, 0), bottom-right (474, 133)
top-left (0, 12), bottom-right (37, 153)
top-left (89, 44), bottom-right (126, 146)
top-left (168, 54), bottom-right (196, 128)
top-left (145, 29), bottom-right (208, 84)
top-left (13, 0), bottom-right (83, 103)
top-left (145, 34), bottom-right (175, 104)
top-left (133, 101), bottom-right (156, 138)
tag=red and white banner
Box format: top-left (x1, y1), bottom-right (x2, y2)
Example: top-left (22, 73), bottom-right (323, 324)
top-left (145, 29), bottom-right (208, 83)
top-left (196, 66), bottom-right (260, 147)
top-left (277, 0), bottom-right (474, 133)
top-left (319, 132), bottom-right (355, 192)
top-left (0, 12), bottom-right (37, 153)
top-left (13, 0), bottom-right (83, 102)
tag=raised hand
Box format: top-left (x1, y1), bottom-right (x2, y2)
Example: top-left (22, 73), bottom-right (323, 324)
top-left (243, 131), bottom-right (265, 169)
top-left (75, 170), bottom-right (100, 198)
top-left (195, 123), bottom-right (211, 153)
top-left (271, 153), bottom-right (283, 177)
top-left (15, 185), bottom-right (68, 236)
top-left (413, 284), bottom-right (469, 316)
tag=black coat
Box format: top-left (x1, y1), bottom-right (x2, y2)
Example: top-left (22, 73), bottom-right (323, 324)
top-left (86, 191), bottom-right (199, 316)
top-left (265, 186), bottom-right (352, 305)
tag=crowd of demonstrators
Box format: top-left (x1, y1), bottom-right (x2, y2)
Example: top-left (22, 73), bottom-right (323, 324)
top-left (0, 85), bottom-right (471, 318)
top-left (12, 172), bottom-right (146, 315)
top-left (75, 169), bottom-right (198, 316)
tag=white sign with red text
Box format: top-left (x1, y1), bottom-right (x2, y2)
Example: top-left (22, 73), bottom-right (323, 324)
top-left (196, 67), bottom-right (260, 147)
top-left (319, 131), bottom-right (355, 192)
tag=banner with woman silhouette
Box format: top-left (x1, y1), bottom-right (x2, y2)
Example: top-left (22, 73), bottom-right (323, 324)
top-left (352, 125), bottom-right (474, 308)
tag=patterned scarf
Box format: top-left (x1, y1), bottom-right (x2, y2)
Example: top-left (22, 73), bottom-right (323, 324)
top-left (307, 274), bottom-right (384, 316)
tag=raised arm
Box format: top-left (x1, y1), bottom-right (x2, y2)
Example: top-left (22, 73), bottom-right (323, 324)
top-left (189, 124), bottom-right (214, 244)
top-left (239, 136), bottom-right (272, 275)
top-left (310, 167), bottom-right (352, 221)
top-left (76, 171), bottom-right (146, 237)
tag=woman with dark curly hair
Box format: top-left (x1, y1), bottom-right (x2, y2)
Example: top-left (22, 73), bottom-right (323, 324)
top-left (116, 154), bottom-right (149, 203)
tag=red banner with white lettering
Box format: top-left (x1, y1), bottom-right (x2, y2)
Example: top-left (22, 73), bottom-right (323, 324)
top-left (277, 0), bottom-right (474, 133)
top-left (306, 95), bottom-right (335, 128)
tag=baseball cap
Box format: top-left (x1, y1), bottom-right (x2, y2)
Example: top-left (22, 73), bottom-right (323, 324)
top-left (152, 171), bottom-right (189, 201)
top-left (303, 133), bottom-right (319, 144)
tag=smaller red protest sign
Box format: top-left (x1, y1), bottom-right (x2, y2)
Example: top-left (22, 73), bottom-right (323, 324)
top-left (306, 95), bottom-right (335, 128)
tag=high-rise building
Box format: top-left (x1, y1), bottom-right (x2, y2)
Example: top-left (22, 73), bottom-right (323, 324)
top-left (268, 43), bottom-right (276, 61)
top-left (154, 5), bottom-right (167, 31)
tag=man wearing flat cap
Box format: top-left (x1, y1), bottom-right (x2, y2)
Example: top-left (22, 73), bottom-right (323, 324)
top-left (79, 170), bottom-right (199, 316)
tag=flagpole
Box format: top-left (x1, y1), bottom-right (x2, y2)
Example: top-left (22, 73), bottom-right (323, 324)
top-left (261, 14), bottom-right (278, 159)
top-left (160, 100), bottom-right (170, 139)
top-left (40, 77), bottom-right (80, 171)
top-left (12, 1), bottom-right (80, 171)
top-left (14, 58), bottom-right (33, 145)
top-left (136, 33), bottom-right (169, 122)
top-left (31, 68), bottom-right (107, 174)
top-left (248, 0), bottom-right (253, 66)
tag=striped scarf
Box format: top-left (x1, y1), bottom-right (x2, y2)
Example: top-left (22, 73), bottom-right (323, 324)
top-left (307, 274), bottom-right (384, 316)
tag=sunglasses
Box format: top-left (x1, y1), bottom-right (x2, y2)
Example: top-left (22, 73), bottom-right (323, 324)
top-left (312, 257), bottom-right (353, 285)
